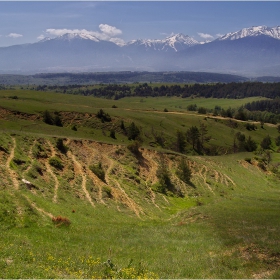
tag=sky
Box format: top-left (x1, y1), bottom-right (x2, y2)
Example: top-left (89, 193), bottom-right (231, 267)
top-left (0, 1), bottom-right (279, 47)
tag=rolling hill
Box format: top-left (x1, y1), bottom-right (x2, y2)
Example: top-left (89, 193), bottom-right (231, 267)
top-left (0, 87), bottom-right (280, 278)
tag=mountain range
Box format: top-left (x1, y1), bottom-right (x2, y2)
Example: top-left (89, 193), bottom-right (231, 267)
top-left (0, 25), bottom-right (280, 76)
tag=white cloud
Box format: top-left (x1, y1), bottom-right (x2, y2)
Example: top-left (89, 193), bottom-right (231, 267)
top-left (109, 37), bottom-right (125, 46)
top-left (198, 33), bottom-right (214, 40)
top-left (99, 24), bottom-right (122, 37)
top-left (46, 28), bottom-right (108, 41)
top-left (45, 24), bottom-right (123, 45)
top-left (7, 33), bottom-right (23, 38)
top-left (216, 33), bottom-right (224, 38)
top-left (37, 34), bottom-right (45, 40)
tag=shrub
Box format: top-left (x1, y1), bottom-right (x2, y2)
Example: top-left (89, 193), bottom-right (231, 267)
top-left (49, 157), bottom-right (64, 170)
top-left (54, 115), bottom-right (63, 127)
top-left (127, 141), bottom-right (141, 156)
top-left (276, 135), bottom-right (280, 146)
top-left (261, 135), bottom-right (272, 150)
top-left (176, 158), bottom-right (192, 183)
top-left (110, 129), bottom-right (116, 139)
top-left (9, 95), bottom-right (18, 99)
top-left (198, 107), bottom-right (207, 114)
top-left (156, 160), bottom-right (173, 195)
top-left (187, 104), bottom-right (197, 111)
top-left (127, 122), bottom-right (140, 140)
top-left (102, 185), bottom-right (112, 198)
top-left (96, 109), bottom-right (111, 122)
top-left (244, 157), bottom-right (251, 163)
top-left (71, 125), bottom-right (77, 131)
top-left (43, 110), bottom-right (54, 125)
top-left (244, 136), bottom-right (257, 152)
top-left (56, 138), bottom-right (68, 153)
top-left (89, 163), bottom-right (106, 182)
top-left (52, 216), bottom-right (71, 227)
top-left (245, 122), bottom-right (257, 131)
top-left (120, 120), bottom-right (126, 131)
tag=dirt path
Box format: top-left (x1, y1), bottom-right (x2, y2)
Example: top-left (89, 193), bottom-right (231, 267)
top-left (111, 178), bottom-right (144, 218)
top-left (87, 171), bottom-right (106, 205)
top-left (67, 149), bottom-right (95, 207)
top-left (6, 137), bottom-right (19, 190)
top-left (24, 139), bottom-right (37, 176)
top-left (23, 194), bottom-right (54, 219)
top-left (45, 141), bottom-right (60, 203)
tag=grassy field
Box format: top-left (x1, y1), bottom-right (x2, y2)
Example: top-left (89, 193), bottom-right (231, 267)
top-left (0, 89), bottom-right (280, 278)
top-left (0, 89), bottom-right (277, 150)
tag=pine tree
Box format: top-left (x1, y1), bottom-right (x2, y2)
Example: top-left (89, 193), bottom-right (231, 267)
top-left (176, 158), bottom-right (192, 183)
top-left (186, 126), bottom-right (200, 150)
top-left (176, 130), bottom-right (186, 153)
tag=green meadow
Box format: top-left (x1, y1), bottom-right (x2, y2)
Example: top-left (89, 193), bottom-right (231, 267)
top-left (0, 88), bottom-right (279, 278)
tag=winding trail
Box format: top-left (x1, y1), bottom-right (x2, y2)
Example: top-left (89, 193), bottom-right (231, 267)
top-left (101, 151), bottom-right (143, 217)
top-left (45, 140), bottom-right (60, 203)
top-left (23, 194), bottom-right (54, 219)
top-left (6, 137), bottom-right (19, 190)
top-left (68, 149), bottom-right (95, 207)
top-left (24, 139), bottom-right (37, 176)
top-left (112, 178), bottom-right (144, 218)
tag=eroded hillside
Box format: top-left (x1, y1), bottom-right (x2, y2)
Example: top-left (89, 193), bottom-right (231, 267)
top-left (0, 133), bottom-right (242, 221)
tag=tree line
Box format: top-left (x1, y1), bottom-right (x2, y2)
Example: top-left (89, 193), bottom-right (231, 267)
top-left (35, 82), bottom-right (280, 100)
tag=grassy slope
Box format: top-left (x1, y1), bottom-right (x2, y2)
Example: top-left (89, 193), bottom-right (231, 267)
top-left (0, 89), bottom-right (280, 278)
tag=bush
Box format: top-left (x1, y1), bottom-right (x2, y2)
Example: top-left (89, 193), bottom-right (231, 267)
top-left (54, 115), bottom-right (63, 127)
top-left (244, 136), bottom-right (257, 152)
top-left (187, 104), bottom-right (197, 111)
top-left (244, 157), bottom-right (251, 163)
top-left (176, 158), bottom-right (192, 183)
top-left (245, 122), bottom-right (257, 131)
top-left (56, 138), bottom-right (68, 153)
top-left (71, 125), bottom-right (77, 131)
top-left (49, 157), bottom-right (64, 170)
top-left (127, 122), bottom-right (140, 140)
top-left (127, 141), bottom-right (141, 156)
top-left (110, 129), bottom-right (116, 139)
top-left (43, 110), bottom-right (54, 125)
top-left (102, 185), bottom-right (112, 198)
top-left (96, 109), bottom-right (111, 122)
top-left (276, 135), bottom-right (280, 146)
top-left (89, 163), bottom-right (106, 182)
top-left (198, 107), bottom-right (207, 114)
top-left (52, 216), bottom-right (71, 227)
top-left (156, 160), bottom-right (173, 195)
top-left (261, 135), bottom-right (272, 150)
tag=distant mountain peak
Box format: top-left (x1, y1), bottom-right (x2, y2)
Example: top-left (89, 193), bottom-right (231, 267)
top-left (218, 25), bottom-right (280, 41)
top-left (126, 33), bottom-right (199, 51)
top-left (54, 33), bottom-right (100, 42)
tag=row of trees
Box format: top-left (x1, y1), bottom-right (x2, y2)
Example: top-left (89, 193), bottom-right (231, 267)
top-left (35, 82), bottom-right (280, 100)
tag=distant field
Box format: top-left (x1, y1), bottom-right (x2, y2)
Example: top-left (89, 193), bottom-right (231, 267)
top-left (117, 96), bottom-right (269, 111)
top-left (0, 89), bottom-right (277, 151)
top-left (0, 89), bottom-right (269, 113)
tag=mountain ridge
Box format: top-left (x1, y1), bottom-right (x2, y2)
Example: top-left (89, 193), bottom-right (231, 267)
top-left (0, 25), bottom-right (280, 76)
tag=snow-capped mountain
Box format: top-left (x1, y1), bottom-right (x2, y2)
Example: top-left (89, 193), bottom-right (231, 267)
top-left (217, 25), bottom-right (280, 41)
top-left (52, 33), bottom-right (100, 42)
top-left (126, 33), bottom-right (199, 52)
top-left (0, 26), bottom-right (280, 76)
